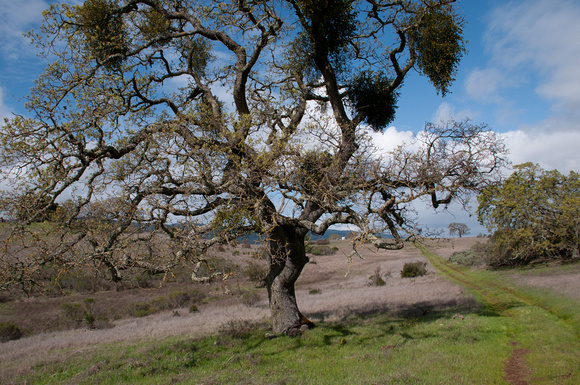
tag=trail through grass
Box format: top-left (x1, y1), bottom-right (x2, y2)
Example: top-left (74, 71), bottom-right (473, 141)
top-left (418, 243), bottom-right (580, 384)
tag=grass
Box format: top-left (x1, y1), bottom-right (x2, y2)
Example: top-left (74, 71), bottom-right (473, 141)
top-left (2, 243), bottom-right (579, 384)
top-left (418, 243), bottom-right (580, 383)
top-left (13, 312), bottom-right (513, 384)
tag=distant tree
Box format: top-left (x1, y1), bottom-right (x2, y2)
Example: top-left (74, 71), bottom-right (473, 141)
top-left (478, 163), bottom-right (580, 266)
top-left (448, 222), bottom-right (470, 238)
top-left (0, 0), bottom-right (507, 335)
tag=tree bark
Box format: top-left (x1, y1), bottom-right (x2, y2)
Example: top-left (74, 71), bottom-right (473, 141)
top-left (265, 224), bottom-right (315, 335)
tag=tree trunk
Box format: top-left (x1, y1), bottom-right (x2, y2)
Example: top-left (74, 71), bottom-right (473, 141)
top-left (265, 224), bottom-right (315, 335)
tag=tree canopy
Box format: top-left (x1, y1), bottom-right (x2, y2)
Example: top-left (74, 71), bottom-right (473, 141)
top-left (478, 163), bottom-right (580, 266)
top-left (0, 0), bottom-right (506, 334)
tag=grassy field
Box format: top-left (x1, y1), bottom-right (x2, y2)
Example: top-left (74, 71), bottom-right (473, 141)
top-left (1, 239), bottom-right (579, 384)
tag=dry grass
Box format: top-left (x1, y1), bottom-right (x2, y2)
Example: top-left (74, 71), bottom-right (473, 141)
top-left (1, 237), bottom-right (578, 383)
top-left (504, 264), bottom-right (580, 301)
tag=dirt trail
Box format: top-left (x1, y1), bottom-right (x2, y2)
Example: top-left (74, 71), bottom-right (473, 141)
top-left (417, 242), bottom-right (579, 385)
top-left (504, 342), bottom-right (531, 385)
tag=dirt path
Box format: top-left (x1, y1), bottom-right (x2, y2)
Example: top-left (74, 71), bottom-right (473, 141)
top-left (504, 342), bottom-right (531, 385)
top-left (417, 242), bottom-right (579, 385)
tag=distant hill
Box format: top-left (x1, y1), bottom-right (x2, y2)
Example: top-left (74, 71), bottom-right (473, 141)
top-left (133, 223), bottom-right (392, 244)
top-left (239, 229), bottom-right (393, 244)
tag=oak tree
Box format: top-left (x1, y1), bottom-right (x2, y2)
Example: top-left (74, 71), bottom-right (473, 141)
top-left (448, 222), bottom-right (470, 238)
top-left (0, 0), bottom-right (506, 334)
top-left (478, 163), bottom-right (580, 266)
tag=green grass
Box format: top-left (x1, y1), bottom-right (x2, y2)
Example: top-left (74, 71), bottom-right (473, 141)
top-left (418, 243), bottom-right (580, 383)
top-left (7, 244), bottom-right (580, 384)
top-left (18, 312), bottom-right (513, 385)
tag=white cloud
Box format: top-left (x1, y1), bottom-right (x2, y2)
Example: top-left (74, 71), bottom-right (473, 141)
top-left (369, 126), bottom-right (415, 153)
top-left (0, 87), bottom-right (10, 122)
top-left (503, 128), bottom-right (580, 173)
top-left (484, 0), bottom-right (580, 116)
top-left (464, 68), bottom-right (505, 103)
top-left (431, 102), bottom-right (476, 123)
top-left (0, 0), bottom-right (50, 60)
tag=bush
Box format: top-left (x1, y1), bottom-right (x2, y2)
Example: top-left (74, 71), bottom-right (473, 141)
top-left (60, 298), bottom-right (110, 329)
top-left (241, 291), bottom-right (261, 307)
top-left (449, 250), bottom-right (481, 267)
top-left (131, 302), bottom-right (159, 317)
top-left (369, 266), bottom-right (386, 286)
top-left (401, 261), bottom-right (428, 278)
top-left (310, 245), bottom-right (337, 256)
top-left (243, 260), bottom-right (268, 285)
top-left (0, 322), bottom-right (22, 342)
top-left (167, 290), bottom-right (205, 308)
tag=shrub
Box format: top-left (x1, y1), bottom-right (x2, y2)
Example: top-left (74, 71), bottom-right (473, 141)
top-left (151, 296), bottom-right (169, 309)
top-left (369, 266), bottom-right (386, 286)
top-left (243, 260), bottom-right (268, 285)
top-left (449, 250), bottom-right (481, 267)
top-left (310, 245), bottom-right (337, 256)
top-left (0, 322), bottom-right (22, 342)
top-left (241, 291), bottom-right (261, 307)
top-left (60, 298), bottom-right (109, 329)
top-left (401, 261), bottom-right (428, 278)
top-left (167, 290), bottom-right (196, 308)
top-left (134, 272), bottom-right (156, 288)
top-left (314, 238), bottom-right (330, 245)
top-left (131, 302), bottom-right (159, 317)
top-left (60, 302), bottom-right (84, 325)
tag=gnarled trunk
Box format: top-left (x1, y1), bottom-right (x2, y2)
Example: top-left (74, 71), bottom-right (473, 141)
top-left (265, 224), bottom-right (315, 335)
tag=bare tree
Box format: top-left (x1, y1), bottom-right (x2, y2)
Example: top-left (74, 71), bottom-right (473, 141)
top-left (0, 0), bottom-right (506, 335)
top-left (448, 222), bottom-right (470, 238)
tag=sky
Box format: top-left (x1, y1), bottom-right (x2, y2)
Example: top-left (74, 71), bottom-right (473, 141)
top-left (1, 0), bottom-right (579, 236)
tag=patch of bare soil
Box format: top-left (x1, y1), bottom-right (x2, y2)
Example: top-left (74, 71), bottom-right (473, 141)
top-left (504, 342), bottom-right (532, 385)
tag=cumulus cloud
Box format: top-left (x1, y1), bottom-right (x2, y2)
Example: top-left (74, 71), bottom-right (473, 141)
top-left (503, 128), bottom-right (580, 173)
top-left (369, 126), bottom-right (415, 153)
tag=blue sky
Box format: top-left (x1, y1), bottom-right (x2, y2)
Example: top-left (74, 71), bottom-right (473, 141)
top-left (1, 0), bottom-right (580, 235)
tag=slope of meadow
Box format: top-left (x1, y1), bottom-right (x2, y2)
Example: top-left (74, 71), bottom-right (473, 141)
top-left (0, 237), bottom-right (578, 384)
